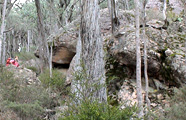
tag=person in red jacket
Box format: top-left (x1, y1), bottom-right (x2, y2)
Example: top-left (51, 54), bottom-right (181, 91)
top-left (6, 56), bottom-right (19, 67)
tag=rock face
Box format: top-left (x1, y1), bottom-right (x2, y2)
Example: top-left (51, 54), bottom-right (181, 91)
top-left (167, 55), bottom-right (186, 85)
top-left (117, 79), bottom-right (168, 109)
top-left (54, 7), bottom-right (186, 86)
top-left (52, 46), bottom-right (75, 64)
top-left (106, 4), bottom-right (186, 87)
top-left (49, 18), bottom-right (79, 66)
top-left (52, 1), bottom-right (185, 109)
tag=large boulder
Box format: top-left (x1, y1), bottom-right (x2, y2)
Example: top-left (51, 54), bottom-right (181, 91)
top-left (52, 46), bottom-right (75, 64)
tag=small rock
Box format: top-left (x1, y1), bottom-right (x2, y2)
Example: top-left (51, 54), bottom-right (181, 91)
top-left (162, 100), bottom-right (170, 107)
top-left (110, 65), bottom-right (114, 69)
top-left (125, 86), bottom-right (130, 90)
top-left (165, 48), bottom-right (173, 56)
top-left (132, 92), bottom-right (137, 98)
top-left (151, 103), bottom-right (157, 107)
top-left (157, 94), bottom-right (164, 100)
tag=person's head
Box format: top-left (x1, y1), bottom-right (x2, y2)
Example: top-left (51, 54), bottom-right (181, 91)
top-left (15, 56), bottom-right (18, 61)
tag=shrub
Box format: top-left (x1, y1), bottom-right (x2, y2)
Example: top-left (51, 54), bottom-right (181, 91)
top-left (4, 101), bottom-right (44, 120)
top-left (26, 66), bottom-right (38, 73)
top-left (161, 86), bottom-right (186, 120)
top-left (39, 69), bottom-right (68, 95)
top-left (60, 100), bottom-right (138, 120)
top-left (0, 109), bottom-right (20, 120)
top-left (15, 50), bottom-right (36, 61)
top-left (0, 68), bottom-right (54, 119)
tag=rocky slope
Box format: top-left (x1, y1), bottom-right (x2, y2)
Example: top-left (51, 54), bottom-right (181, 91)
top-left (47, 0), bottom-right (186, 110)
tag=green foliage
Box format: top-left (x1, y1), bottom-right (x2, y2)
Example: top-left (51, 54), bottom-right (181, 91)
top-left (4, 101), bottom-right (44, 119)
top-left (0, 68), bottom-right (54, 119)
top-left (167, 11), bottom-right (182, 23)
top-left (15, 50), bottom-right (36, 62)
top-left (39, 69), bottom-right (69, 95)
top-left (177, 17), bottom-right (183, 22)
top-left (10, 1), bottom-right (37, 30)
top-left (59, 62), bottom-right (137, 120)
top-left (160, 86), bottom-right (186, 120)
top-left (60, 100), bottom-right (138, 120)
top-left (105, 54), bottom-right (127, 85)
top-left (100, 0), bottom-right (107, 9)
top-left (71, 61), bottom-right (107, 102)
top-left (26, 66), bottom-right (38, 73)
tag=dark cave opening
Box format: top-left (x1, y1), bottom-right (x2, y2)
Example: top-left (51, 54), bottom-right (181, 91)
top-left (52, 63), bottom-right (70, 69)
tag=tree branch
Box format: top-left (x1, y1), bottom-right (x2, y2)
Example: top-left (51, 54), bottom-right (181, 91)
top-left (3, 26), bottom-right (14, 33)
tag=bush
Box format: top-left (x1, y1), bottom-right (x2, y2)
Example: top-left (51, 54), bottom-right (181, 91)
top-left (60, 100), bottom-right (137, 120)
top-left (0, 109), bottom-right (20, 120)
top-left (0, 68), bottom-right (54, 119)
top-left (26, 66), bottom-right (38, 73)
top-left (15, 50), bottom-right (36, 61)
top-left (39, 69), bottom-right (69, 95)
top-left (161, 86), bottom-right (186, 120)
top-left (4, 101), bottom-right (44, 119)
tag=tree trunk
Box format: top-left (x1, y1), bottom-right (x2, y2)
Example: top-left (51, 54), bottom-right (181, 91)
top-left (72, 0), bottom-right (107, 103)
top-left (35, 0), bottom-right (49, 72)
top-left (2, 32), bottom-right (6, 65)
top-left (107, 0), bottom-right (111, 15)
top-left (184, 1), bottom-right (186, 71)
top-left (163, 0), bottom-right (167, 21)
top-left (18, 33), bottom-right (22, 52)
top-left (48, 0), bottom-right (59, 33)
top-left (58, 0), bottom-right (70, 26)
top-left (5, 0), bottom-right (18, 17)
top-left (49, 45), bottom-right (53, 78)
top-left (135, 0), bottom-right (144, 118)
top-left (110, 0), bottom-right (120, 34)
top-left (67, 4), bottom-right (74, 23)
top-left (0, 0), bottom-right (7, 64)
top-left (142, 0), bottom-right (150, 113)
top-left (124, 0), bottom-right (129, 10)
top-left (27, 30), bottom-right (31, 52)
top-left (12, 30), bottom-right (16, 53)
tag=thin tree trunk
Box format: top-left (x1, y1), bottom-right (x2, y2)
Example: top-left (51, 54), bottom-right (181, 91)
top-left (49, 0), bottom-right (53, 78)
top-left (8, 31), bottom-right (13, 58)
top-left (2, 32), bottom-right (6, 65)
top-left (184, 1), bottom-right (186, 73)
top-left (135, 0), bottom-right (144, 118)
top-left (12, 30), bottom-right (16, 53)
top-left (18, 33), bottom-right (22, 52)
top-left (0, 0), bottom-right (7, 64)
top-left (35, 0), bottom-right (50, 72)
top-left (68, 4), bottom-right (74, 23)
top-left (5, 0), bottom-right (18, 17)
top-left (58, 0), bottom-right (70, 26)
top-left (48, 0), bottom-right (59, 33)
top-left (163, 0), bottom-right (167, 21)
top-left (107, 0), bottom-right (111, 15)
top-left (124, 0), bottom-right (129, 10)
top-left (50, 45), bottom-right (53, 78)
top-left (142, 0), bottom-right (151, 114)
top-left (27, 30), bottom-right (31, 52)
top-left (111, 0), bottom-right (120, 34)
